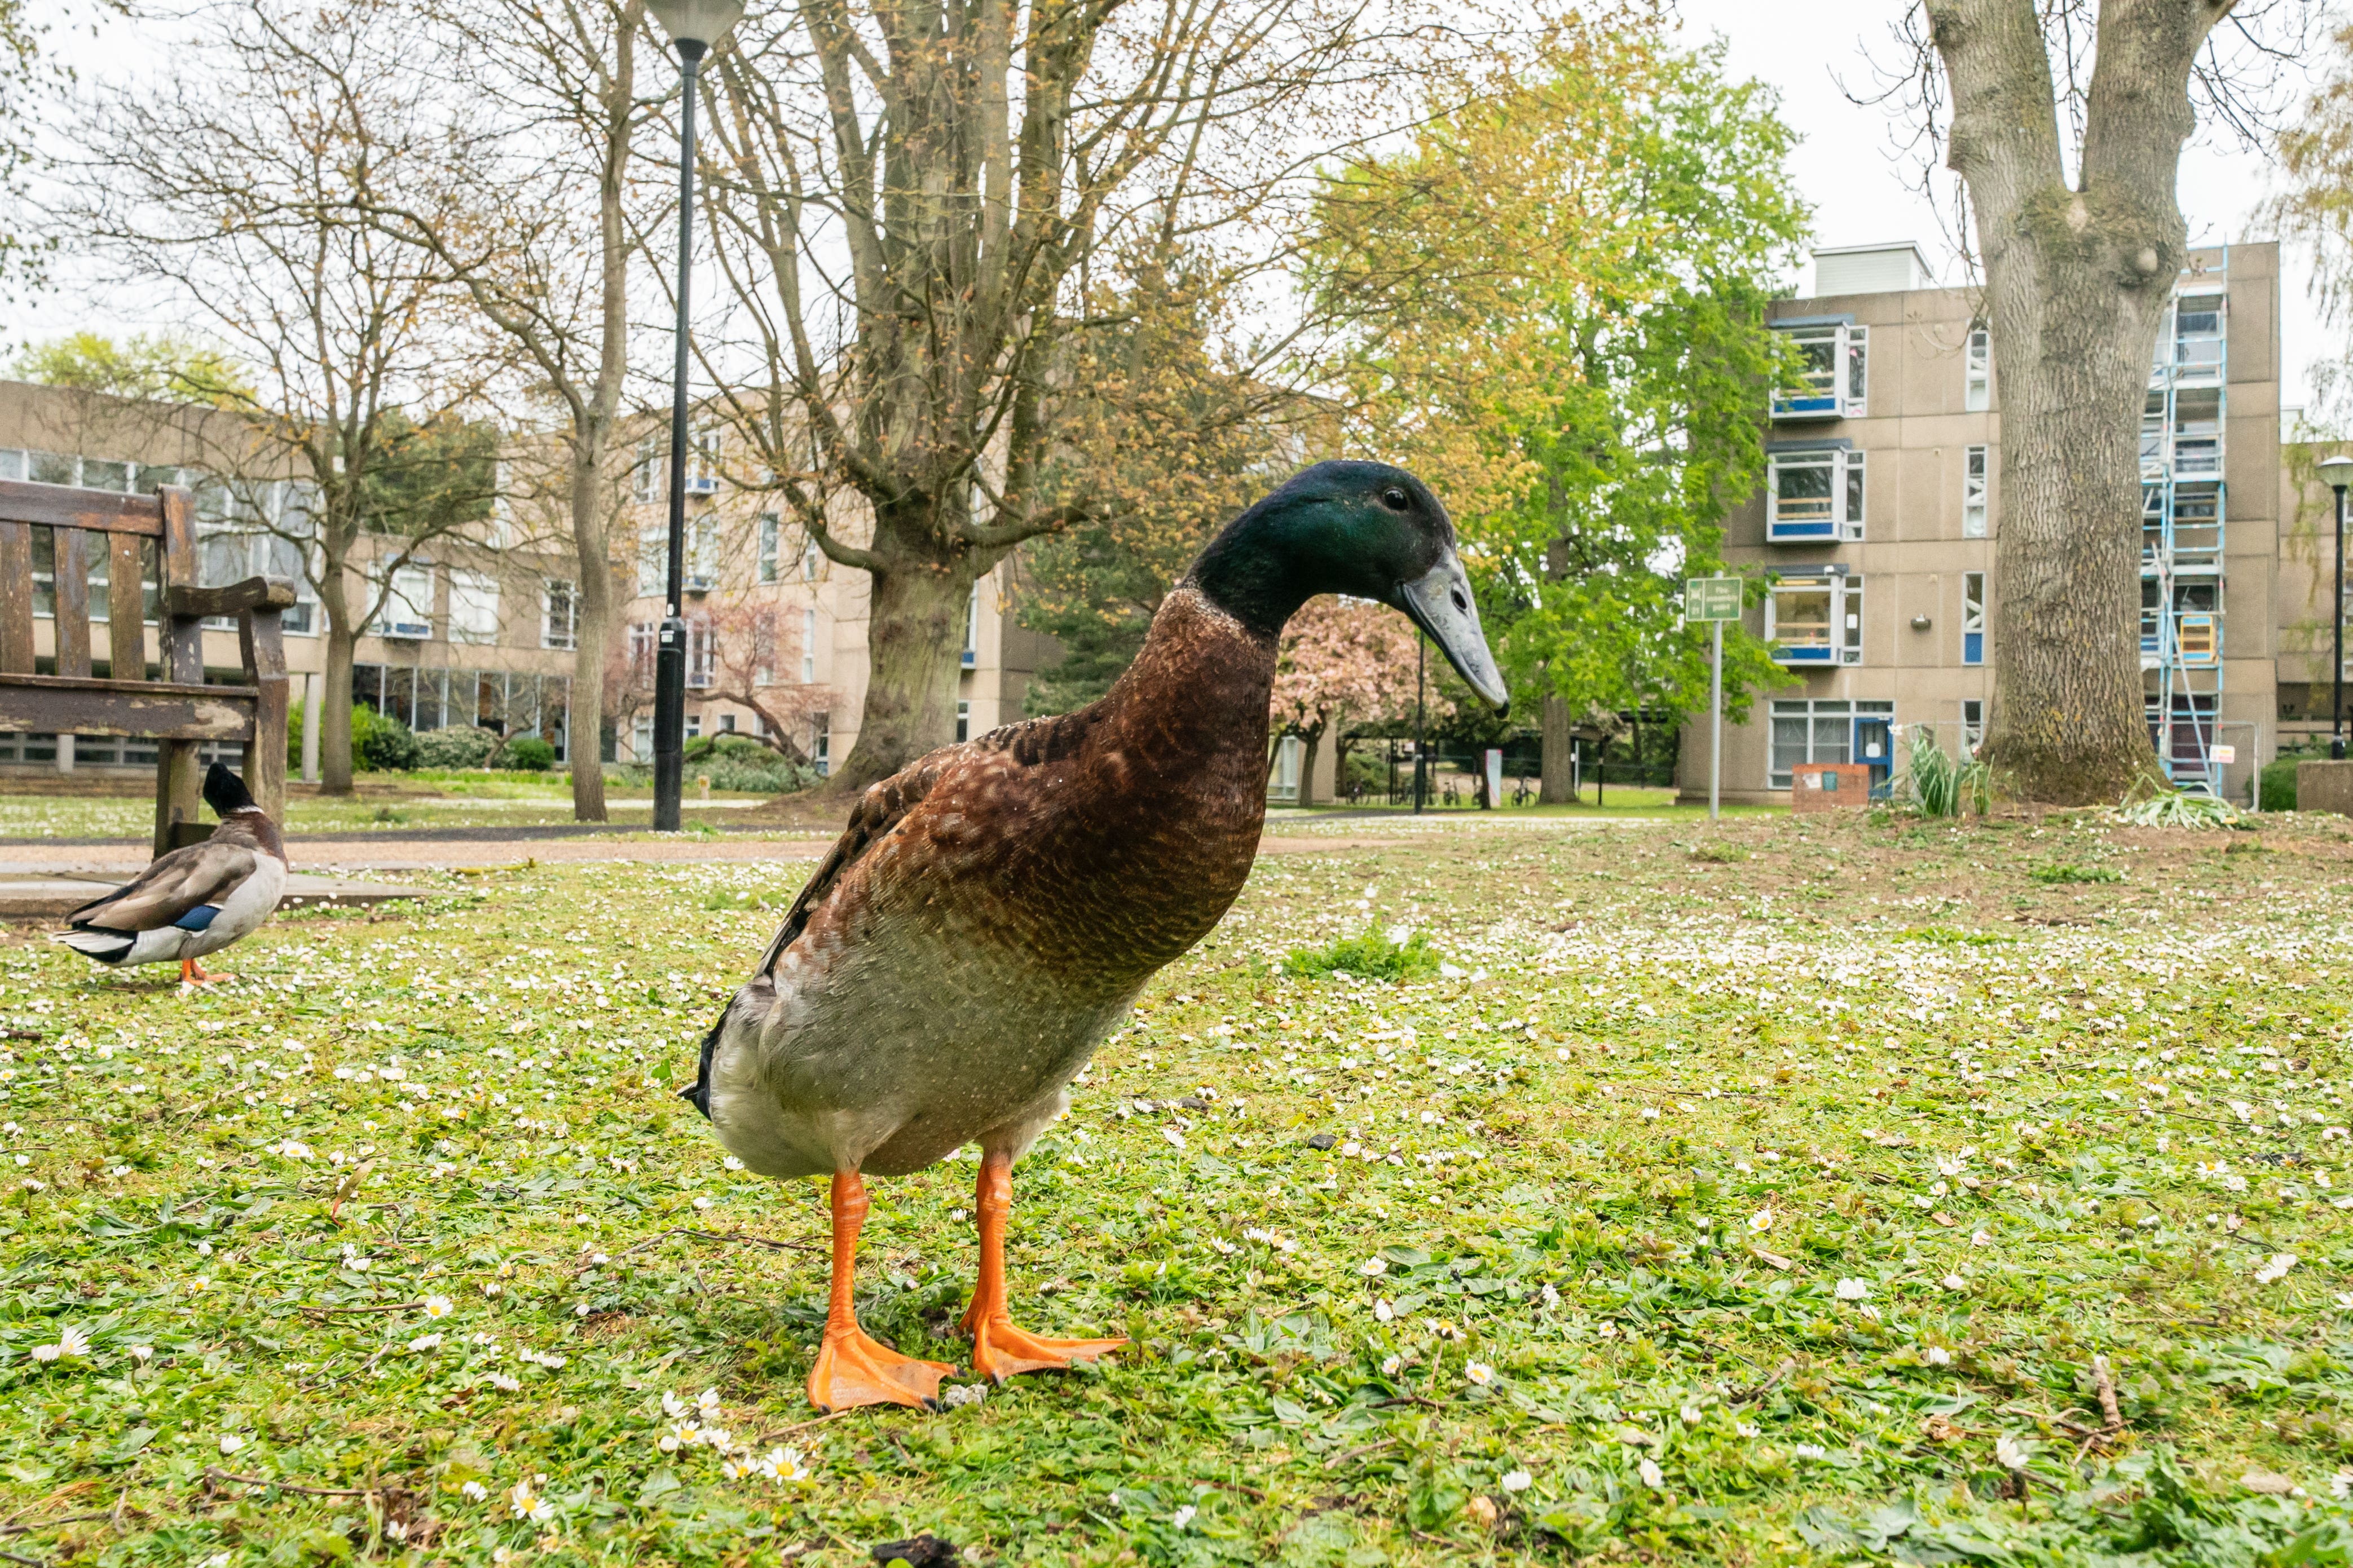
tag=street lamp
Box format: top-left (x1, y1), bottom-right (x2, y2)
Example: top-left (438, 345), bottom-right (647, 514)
top-left (2323, 454), bottom-right (2353, 761)
top-left (646, 0), bottom-right (744, 831)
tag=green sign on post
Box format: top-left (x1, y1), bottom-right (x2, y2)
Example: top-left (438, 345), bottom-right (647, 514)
top-left (1684, 576), bottom-right (1742, 823)
top-left (1684, 575), bottom-right (1743, 622)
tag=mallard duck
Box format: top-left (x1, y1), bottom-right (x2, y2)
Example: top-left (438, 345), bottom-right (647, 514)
top-left (52, 765), bottom-right (288, 986)
top-left (686, 461), bottom-right (1507, 1411)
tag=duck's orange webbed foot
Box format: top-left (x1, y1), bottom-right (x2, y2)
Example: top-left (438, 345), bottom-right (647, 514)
top-left (961, 1304), bottom-right (1125, 1383)
top-left (807, 1324), bottom-right (951, 1412)
top-left (959, 1147), bottom-right (1125, 1383)
top-left (179, 959), bottom-right (233, 987)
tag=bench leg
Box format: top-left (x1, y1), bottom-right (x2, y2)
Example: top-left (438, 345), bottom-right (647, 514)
top-left (155, 739), bottom-right (202, 857)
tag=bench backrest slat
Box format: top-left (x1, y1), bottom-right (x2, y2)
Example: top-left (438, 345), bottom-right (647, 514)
top-left (52, 528), bottom-right (90, 679)
top-left (0, 479), bottom-right (168, 536)
top-left (0, 522), bottom-right (30, 674)
top-left (107, 535), bottom-right (147, 679)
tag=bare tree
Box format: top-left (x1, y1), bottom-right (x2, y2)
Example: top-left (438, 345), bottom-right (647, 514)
top-left (360, 0), bottom-right (663, 820)
top-left (694, 0), bottom-right (1497, 790)
top-left (698, 596), bottom-right (829, 761)
top-left (55, 0), bottom-right (503, 793)
top-left (1871, 2), bottom-right (2304, 802)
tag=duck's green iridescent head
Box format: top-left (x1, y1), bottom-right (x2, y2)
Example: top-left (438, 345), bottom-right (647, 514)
top-left (1185, 460), bottom-right (1509, 712)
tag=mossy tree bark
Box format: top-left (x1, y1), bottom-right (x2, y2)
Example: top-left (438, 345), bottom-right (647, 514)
top-left (1928, 0), bottom-right (2230, 803)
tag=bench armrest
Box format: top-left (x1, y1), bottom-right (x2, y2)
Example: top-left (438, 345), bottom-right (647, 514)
top-left (164, 576), bottom-right (299, 619)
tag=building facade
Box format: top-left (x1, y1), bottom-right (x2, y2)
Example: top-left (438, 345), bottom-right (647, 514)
top-left (0, 378), bottom-right (583, 772)
top-left (1687, 240), bottom-right (2286, 805)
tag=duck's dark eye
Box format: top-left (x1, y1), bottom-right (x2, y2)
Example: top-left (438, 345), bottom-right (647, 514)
top-left (1380, 487), bottom-right (1409, 511)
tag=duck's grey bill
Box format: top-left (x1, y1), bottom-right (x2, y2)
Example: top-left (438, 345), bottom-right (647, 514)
top-left (1398, 551), bottom-right (1509, 712)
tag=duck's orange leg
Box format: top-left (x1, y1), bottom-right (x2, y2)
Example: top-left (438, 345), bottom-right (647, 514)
top-left (805, 1170), bottom-right (950, 1413)
top-left (179, 958), bottom-right (232, 986)
top-left (960, 1149), bottom-right (1125, 1382)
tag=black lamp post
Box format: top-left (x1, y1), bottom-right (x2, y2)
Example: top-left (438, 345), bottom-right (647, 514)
top-left (645, 0), bottom-right (743, 831)
top-left (2324, 455), bottom-right (2353, 761)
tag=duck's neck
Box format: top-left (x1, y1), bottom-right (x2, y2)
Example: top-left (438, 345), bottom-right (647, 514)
top-left (1103, 585), bottom-right (1280, 770)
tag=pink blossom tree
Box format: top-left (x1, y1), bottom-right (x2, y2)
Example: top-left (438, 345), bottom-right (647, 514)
top-left (1271, 597), bottom-right (1447, 806)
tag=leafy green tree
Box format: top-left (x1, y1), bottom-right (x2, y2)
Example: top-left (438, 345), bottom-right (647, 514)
top-left (10, 333), bottom-right (253, 405)
top-left (1307, 23), bottom-right (1806, 796)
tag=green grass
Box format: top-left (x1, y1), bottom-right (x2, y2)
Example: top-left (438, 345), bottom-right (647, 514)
top-left (10, 813), bottom-right (2353, 1563)
top-left (2030, 861), bottom-right (2125, 885)
top-left (1279, 927), bottom-right (1444, 982)
top-left (0, 776), bottom-right (779, 838)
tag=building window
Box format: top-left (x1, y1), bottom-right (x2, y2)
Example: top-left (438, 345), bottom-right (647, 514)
top-left (956, 699), bottom-right (970, 743)
top-left (801, 607), bottom-right (817, 683)
top-left (963, 582), bottom-right (980, 667)
top-left (686, 617), bottom-right (715, 688)
top-left (544, 578), bottom-right (578, 650)
top-left (1964, 324), bottom-right (1991, 412)
top-left (638, 525), bottom-right (666, 600)
top-left (1963, 447), bottom-right (1989, 538)
top-left (1772, 321), bottom-right (1867, 419)
top-left (1267, 735), bottom-right (1302, 801)
top-left (1769, 699), bottom-right (1894, 789)
top-left (684, 428), bottom-right (721, 494)
top-left (378, 565), bottom-right (435, 639)
top-left (684, 514), bottom-right (718, 593)
top-left (1962, 572), bottom-right (1986, 665)
top-left (752, 609), bottom-right (776, 686)
top-left (1766, 570), bottom-right (1863, 665)
top-left (449, 570), bottom-right (500, 644)
top-left (632, 435), bottom-right (660, 504)
top-left (757, 514), bottom-right (780, 583)
top-left (718, 712), bottom-right (736, 732)
top-left (803, 539), bottom-right (823, 581)
top-left (632, 713), bottom-right (653, 761)
top-left (2171, 293), bottom-right (2224, 376)
top-left (1961, 699), bottom-right (1984, 756)
top-left (812, 712), bottom-right (830, 776)
top-left (1766, 448), bottom-right (1865, 543)
top-left (686, 712), bottom-right (701, 740)
top-left (627, 620), bottom-right (658, 678)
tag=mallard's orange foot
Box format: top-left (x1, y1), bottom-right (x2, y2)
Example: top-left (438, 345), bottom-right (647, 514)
top-left (179, 960), bottom-right (233, 987)
top-left (807, 1326), bottom-right (951, 1412)
top-left (966, 1313), bottom-right (1125, 1383)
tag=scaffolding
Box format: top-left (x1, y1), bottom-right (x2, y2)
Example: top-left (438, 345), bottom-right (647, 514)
top-left (2142, 254), bottom-right (2230, 789)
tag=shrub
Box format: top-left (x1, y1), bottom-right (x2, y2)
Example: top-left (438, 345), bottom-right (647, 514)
top-left (1898, 727), bottom-right (1989, 818)
top-left (354, 706), bottom-right (421, 772)
top-left (2030, 861), bottom-right (2122, 885)
top-left (504, 736), bottom-right (557, 772)
top-left (1281, 927), bottom-right (1442, 982)
top-left (415, 726), bottom-right (501, 770)
top-left (2261, 757), bottom-right (2299, 812)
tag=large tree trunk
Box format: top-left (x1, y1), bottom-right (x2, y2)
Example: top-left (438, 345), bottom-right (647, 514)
top-left (568, 450), bottom-right (610, 822)
top-left (1540, 692), bottom-right (1576, 803)
top-left (320, 581), bottom-right (357, 794)
top-left (1929, 0), bottom-right (2224, 803)
top-left (830, 528), bottom-right (975, 792)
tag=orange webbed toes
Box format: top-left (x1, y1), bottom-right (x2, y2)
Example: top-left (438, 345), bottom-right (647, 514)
top-left (968, 1315), bottom-right (1125, 1383)
top-left (807, 1327), bottom-right (953, 1412)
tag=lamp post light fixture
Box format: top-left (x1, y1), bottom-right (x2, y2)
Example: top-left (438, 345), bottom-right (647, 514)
top-left (645, 0), bottom-right (744, 831)
top-left (2323, 454), bottom-right (2353, 761)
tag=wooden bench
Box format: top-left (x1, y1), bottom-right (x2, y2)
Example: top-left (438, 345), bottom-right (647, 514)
top-left (0, 478), bottom-right (293, 854)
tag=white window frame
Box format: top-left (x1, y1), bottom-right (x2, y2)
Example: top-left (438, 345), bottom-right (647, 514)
top-left (801, 607), bottom-right (818, 683)
top-left (803, 539), bottom-right (824, 581)
top-left (448, 569), bottom-right (500, 645)
top-left (1765, 569), bottom-right (1863, 666)
top-left (757, 514), bottom-right (780, 583)
top-left (812, 712), bottom-right (830, 775)
top-left (632, 435), bottom-right (660, 504)
top-left (1961, 699), bottom-right (1985, 757)
top-left (632, 714), bottom-right (654, 761)
top-left (684, 514), bottom-right (718, 593)
top-left (957, 699), bottom-right (971, 743)
top-left (1769, 698), bottom-right (1893, 789)
top-left (1766, 448), bottom-right (1865, 543)
top-left (685, 616), bottom-right (715, 689)
top-left (1964, 325), bottom-right (1991, 411)
top-left (963, 582), bottom-right (981, 667)
top-left (1267, 734), bottom-right (1302, 801)
top-left (1963, 446), bottom-right (1989, 538)
top-left (543, 578), bottom-right (578, 650)
top-left (1961, 572), bottom-right (1986, 666)
top-left (378, 564), bottom-right (435, 640)
top-left (1773, 321), bottom-right (1867, 419)
top-left (684, 427), bottom-right (721, 496)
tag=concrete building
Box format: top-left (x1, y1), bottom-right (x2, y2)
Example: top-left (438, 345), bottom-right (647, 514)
top-left (1687, 240), bottom-right (2285, 805)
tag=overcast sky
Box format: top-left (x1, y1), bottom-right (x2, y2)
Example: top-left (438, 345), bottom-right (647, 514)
top-left (1674, 0), bottom-right (2332, 421)
top-left (16, 0), bottom-right (2339, 418)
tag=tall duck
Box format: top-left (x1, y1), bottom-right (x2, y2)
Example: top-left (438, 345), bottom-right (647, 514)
top-left (53, 765), bottom-right (289, 986)
top-left (686, 461), bottom-right (1508, 1411)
